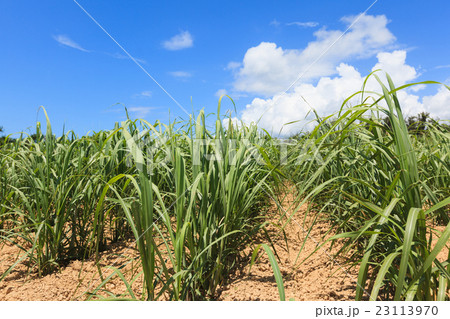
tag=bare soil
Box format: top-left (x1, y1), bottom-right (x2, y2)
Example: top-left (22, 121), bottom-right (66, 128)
top-left (0, 238), bottom-right (145, 300)
top-left (0, 189), bottom-right (447, 301)
top-left (217, 190), bottom-right (359, 301)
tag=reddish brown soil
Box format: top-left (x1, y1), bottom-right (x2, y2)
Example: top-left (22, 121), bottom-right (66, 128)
top-left (0, 239), bottom-right (144, 300)
top-left (217, 191), bottom-right (360, 301)
top-left (0, 190), bottom-right (448, 301)
top-left (429, 224), bottom-right (449, 264)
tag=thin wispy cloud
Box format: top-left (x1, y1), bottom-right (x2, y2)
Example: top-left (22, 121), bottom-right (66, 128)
top-left (133, 90), bottom-right (152, 98)
top-left (169, 71), bottom-right (192, 78)
top-left (139, 91), bottom-right (152, 97)
top-left (435, 64), bottom-right (450, 69)
top-left (128, 106), bottom-right (157, 118)
top-left (286, 21), bottom-right (319, 28)
top-left (226, 61), bottom-right (241, 70)
top-left (270, 19), bottom-right (281, 27)
top-left (110, 52), bottom-right (146, 64)
top-left (215, 89), bottom-right (228, 97)
top-left (53, 35), bottom-right (89, 52)
top-left (163, 31), bottom-right (193, 50)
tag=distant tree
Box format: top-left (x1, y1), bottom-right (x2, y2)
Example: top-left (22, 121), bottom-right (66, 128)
top-left (406, 112), bottom-right (432, 135)
top-left (440, 123), bottom-right (450, 132)
top-left (0, 126), bottom-right (17, 144)
top-left (382, 116), bottom-right (392, 131)
top-left (380, 112), bottom-right (448, 136)
top-left (30, 133), bottom-right (39, 143)
top-left (0, 126), bottom-right (4, 145)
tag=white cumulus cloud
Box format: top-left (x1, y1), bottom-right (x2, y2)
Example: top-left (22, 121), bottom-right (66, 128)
top-left (423, 86), bottom-right (450, 120)
top-left (239, 51), bottom-right (450, 136)
top-left (163, 31), bottom-right (193, 50)
top-left (371, 50), bottom-right (418, 86)
top-left (223, 13), bottom-right (450, 135)
top-left (231, 14), bottom-right (396, 96)
top-left (222, 117), bottom-right (242, 129)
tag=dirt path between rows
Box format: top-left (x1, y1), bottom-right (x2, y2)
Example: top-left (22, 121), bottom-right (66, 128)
top-left (0, 188), bottom-right (360, 301)
top-left (217, 188), bottom-right (359, 301)
top-left (217, 189), bottom-right (448, 301)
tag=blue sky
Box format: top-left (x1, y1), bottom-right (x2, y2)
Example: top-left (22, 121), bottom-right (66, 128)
top-left (1, 0), bottom-right (449, 136)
